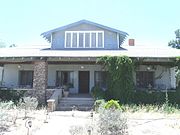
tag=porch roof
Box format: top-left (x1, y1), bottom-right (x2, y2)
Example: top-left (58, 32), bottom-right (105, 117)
top-left (0, 46), bottom-right (179, 58)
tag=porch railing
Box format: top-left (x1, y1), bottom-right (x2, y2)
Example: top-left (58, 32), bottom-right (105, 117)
top-left (47, 88), bottom-right (63, 112)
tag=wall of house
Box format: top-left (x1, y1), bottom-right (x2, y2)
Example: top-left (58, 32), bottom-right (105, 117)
top-left (3, 64), bottom-right (176, 91)
top-left (48, 64), bottom-right (103, 93)
top-left (3, 64), bottom-right (103, 93)
top-left (3, 64), bottom-right (34, 88)
top-left (51, 23), bottom-right (118, 50)
top-left (134, 65), bottom-right (176, 89)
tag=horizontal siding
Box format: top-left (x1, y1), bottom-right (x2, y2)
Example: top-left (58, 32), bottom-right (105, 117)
top-left (51, 23), bottom-right (118, 50)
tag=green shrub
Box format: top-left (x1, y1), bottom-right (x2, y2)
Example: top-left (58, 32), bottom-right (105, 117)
top-left (104, 99), bottom-right (121, 110)
top-left (0, 90), bottom-right (25, 104)
top-left (97, 56), bottom-right (134, 103)
top-left (91, 86), bottom-right (106, 99)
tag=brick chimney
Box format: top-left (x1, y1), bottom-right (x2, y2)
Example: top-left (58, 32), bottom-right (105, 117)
top-left (129, 39), bottom-right (135, 46)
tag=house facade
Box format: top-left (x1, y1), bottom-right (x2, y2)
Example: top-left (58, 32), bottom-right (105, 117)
top-left (0, 20), bottom-right (179, 95)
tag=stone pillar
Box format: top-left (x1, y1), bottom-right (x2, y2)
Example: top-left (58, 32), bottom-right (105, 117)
top-left (33, 60), bottom-right (48, 105)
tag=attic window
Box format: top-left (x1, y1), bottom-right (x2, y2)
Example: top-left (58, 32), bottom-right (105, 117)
top-left (65, 31), bottom-right (104, 48)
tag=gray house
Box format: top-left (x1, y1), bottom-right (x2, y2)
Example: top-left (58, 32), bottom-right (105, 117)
top-left (0, 20), bottom-right (179, 96)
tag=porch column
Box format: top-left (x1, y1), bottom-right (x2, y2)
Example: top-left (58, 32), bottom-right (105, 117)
top-left (33, 60), bottom-right (48, 104)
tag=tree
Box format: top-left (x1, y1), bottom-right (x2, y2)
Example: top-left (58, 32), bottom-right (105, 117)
top-left (168, 29), bottom-right (180, 49)
top-left (0, 41), bottom-right (6, 48)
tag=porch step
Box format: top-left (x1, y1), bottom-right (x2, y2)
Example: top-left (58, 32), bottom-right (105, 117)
top-left (57, 97), bottom-right (94, 111)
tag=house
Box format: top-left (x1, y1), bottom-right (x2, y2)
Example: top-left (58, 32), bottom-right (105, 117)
top-left (0, 20), bottom-right (179, 97)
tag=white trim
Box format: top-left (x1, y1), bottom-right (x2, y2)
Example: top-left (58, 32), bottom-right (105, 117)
top-left (102, 32), bottom-right (104, 48)
top-left (96, 32), bottom-right (98, 48)
top-left (117, 33), bottom-right (119, 48)
top-left (83, 33), bottom-right (85, 48)
top-left (70, 32), bottom-right (73, 48)
top-left (77, 32), bottom-right (79, 48)
top-left (89, 32), bottom-right (92, 48)
top-left (64, 31), bottom-right (104, 48)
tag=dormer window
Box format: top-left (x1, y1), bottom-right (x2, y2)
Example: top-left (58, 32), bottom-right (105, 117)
top-left (65, 31), bottom-right (104, 48)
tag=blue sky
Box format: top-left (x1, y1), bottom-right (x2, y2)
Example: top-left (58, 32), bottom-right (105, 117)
top-left (0, 0), bottom-right (179, 47)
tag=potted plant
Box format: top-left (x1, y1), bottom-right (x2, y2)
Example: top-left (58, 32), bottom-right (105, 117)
top-left (62, 83), bottom-right (74, 97)
top-left (62, 84), bottom-right (69, 97)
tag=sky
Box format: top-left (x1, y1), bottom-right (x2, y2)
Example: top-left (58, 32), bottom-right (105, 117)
top-left (0, 0), bottom-right (179, 47)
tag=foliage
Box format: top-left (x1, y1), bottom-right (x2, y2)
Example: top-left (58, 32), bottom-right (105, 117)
top-left (104, 99), bottom-right (121, 110)
top-left (0, 90), bottom-right (26, 104)
top-left (0, 41), bottom-right (6, 48)
top-left (97, 55), bottom-right (134, 103)
top-left (0, 101), bottom-right (17, 130)
top-left (94, 99), bottom-right (106, 113)
top-left (91, 86), bottom-right (106, 99)
top-left (168, 29), bottom-right (180, 49)
top-left (133, 90), bottom-right (180, 105)
top-left (96, 109), bottom-right (128, 135)
top-left (18, 97), bottom-right (38, 118)
top-left (69, 125), bottom-right (84, 135)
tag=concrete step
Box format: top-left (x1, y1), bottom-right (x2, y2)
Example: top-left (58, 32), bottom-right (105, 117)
top-left (57, 105), bottom-right (93, 111)
top-left (57, 97), bottom-right (94, 111)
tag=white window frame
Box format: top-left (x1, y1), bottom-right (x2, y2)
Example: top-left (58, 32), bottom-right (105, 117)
top-left (65, 31), bottom-right (104, 48)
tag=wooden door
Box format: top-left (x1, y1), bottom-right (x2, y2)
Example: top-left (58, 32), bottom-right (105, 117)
top-left (79, 71), bottom-right (89, 93)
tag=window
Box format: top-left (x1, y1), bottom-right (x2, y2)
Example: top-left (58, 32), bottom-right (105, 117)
top-left (136, 71), bottom-right (154, 88)
top-left (19, 71), bottom-right (33, 88)
top-left (65, 31), bottom-right (104, 48)
top-left (56, 71), bottom-right (74, 87)
top-left (94, 71), bottom-right (107, 89)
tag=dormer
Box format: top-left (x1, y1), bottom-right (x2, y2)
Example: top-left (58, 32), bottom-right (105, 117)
top-left (41, 20), bottom-right (128, 50)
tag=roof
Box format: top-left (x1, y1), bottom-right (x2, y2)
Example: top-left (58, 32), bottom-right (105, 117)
top-left (0, 46), bottom-right (179, 58)
top-left (41, 20), bottom-right (129, 44)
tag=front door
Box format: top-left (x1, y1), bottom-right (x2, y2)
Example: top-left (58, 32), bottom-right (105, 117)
top-left (79, 71), bottom-right (89, 93)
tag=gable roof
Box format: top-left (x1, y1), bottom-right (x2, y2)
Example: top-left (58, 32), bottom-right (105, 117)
top-left (41, 20), bottom-right (129, 44)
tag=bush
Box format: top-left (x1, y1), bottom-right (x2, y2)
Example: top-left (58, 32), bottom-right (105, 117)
top-left (133, 90), bottom-right (180, 105)
top-left (96, 109), bottom-right (128, 135)
top-left (91, 86), bottom-right (106, 99)
top-left (97, 56), bottom-right (134, 103)
top-left (104, 99), bottom-right (121, 110)
top-left (0, 101), bottom-right (16, 129)
top-left (94, 99), bottom-right (106, 113)
top-left (18, 97), bottom-right (38, 118)
top-left (0, 90), bottom-right (25, 104)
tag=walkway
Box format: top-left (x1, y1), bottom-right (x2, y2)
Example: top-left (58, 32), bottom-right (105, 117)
top-left (34, 111), bottom-right (92, 135)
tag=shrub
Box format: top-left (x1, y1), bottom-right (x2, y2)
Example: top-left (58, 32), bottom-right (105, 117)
top-left (91, 86), bottom-right (105, 99)
top-left (94, 99), bottom-right (106, 113)
top-left (0, 90), bottom-right (25, 104)
top-left (96, 109), bottom-right (128, 135)
top-left (18, 97), bottom-right (38, 118)
top-left (97, 56), bottom-right (134, 103)
top-left (104, 99), bottom-right (121, 110)
top-left (0, 101), bottom-right (16, 129)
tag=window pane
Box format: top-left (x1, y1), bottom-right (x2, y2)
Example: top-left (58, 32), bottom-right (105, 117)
top-left (66, 33), bottom-right (71, 47)
top-left (56, 71), bottom-right (74, 87)
top-left (136, 71), bottom-right (154, 88)
top-left (98, 33), bottom-right (103, 48)
top-left (94, 71), bottom-right (107, 89)
top-left (19, 71), bottom-right (33, 88)
top-left (79, 33), bottom-right (84, 48)
top-left (91, 33), bottom-right (96, 48)
top-left (85, 33), bottom-right (90, 48)
top-left (72, 33), bottom-right (77, 47)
